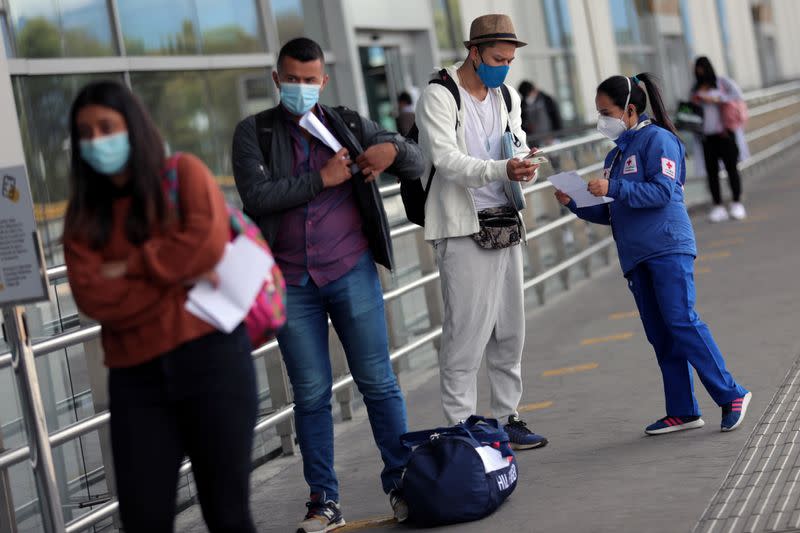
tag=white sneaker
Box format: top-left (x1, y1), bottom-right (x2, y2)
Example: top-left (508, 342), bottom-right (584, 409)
top-left (729, 202), bottom-right (747, 220)
top-left (708, 205), bottom-right (729, 223)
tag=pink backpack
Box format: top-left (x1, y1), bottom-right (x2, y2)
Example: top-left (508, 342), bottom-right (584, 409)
top-left (720, 79), bottom-right (748, 130)
top-left (162, 153), bottom-right (286, 347)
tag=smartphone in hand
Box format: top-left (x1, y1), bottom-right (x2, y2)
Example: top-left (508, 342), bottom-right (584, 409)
top-left (524, 154), bottom-right (549, 165)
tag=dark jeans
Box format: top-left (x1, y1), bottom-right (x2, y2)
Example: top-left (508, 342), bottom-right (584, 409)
top-left (276, 252), bottom-right (410, 503)
top-left (109, 325), bottom-right (257, 533)
top-left (702, 132), bottom-right (742, 204)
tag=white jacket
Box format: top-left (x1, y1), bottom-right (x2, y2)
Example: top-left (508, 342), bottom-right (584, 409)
top-left (415, 63), bottom-right (530, 241)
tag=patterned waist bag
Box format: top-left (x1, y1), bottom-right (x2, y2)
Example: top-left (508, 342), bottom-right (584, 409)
top-left (471, 206), bottom-right (523, 250)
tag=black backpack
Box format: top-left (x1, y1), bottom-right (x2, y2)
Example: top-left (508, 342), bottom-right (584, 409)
top-left (254, 106), bottom-right (364, 164)
top-left (401, 69), bottom-right (513, 227)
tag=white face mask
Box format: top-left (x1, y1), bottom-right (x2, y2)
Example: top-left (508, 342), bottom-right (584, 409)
top-left (597, 77), bottom-right (631, 141)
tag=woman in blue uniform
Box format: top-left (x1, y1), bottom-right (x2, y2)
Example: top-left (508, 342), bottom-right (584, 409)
top-left (554, 73), bottom-right (751, 435)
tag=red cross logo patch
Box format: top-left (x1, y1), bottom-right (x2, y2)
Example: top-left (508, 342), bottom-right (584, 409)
top-left (623, 155), bottom-right (637, 174)
top-left (661, 157), bottom-right (676, 179)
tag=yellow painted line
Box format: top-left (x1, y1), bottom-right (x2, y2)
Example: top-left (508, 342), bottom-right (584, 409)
top-left (338, 516), bottom-right (396, 531)
top-left (543, 362), bottom-right (599, 377)
top-left (608, 310), bottom-right (639, 320)
top-left (580, 332), bottom-right (634, 346)
top-left (705, 237), bottom-right (744, 248)
top-left (696, 266), bottom-right (712, 274)
top-left (697, 250), bottom-right (731, 263)
top-left (518, 401), bottom-right (554, 413)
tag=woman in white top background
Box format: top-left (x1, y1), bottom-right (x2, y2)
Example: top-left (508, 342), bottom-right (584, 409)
top-left (691, 56), bottom-right (750, 223)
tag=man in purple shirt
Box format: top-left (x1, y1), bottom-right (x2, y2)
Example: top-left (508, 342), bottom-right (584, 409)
top-left (231, 38), bottom-right (424, 533)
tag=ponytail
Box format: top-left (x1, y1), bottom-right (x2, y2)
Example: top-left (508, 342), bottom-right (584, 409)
top-left (635, 72), bottom-right (678, 136)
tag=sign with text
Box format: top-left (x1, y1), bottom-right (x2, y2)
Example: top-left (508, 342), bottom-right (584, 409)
top-left (0, 164), bottom-right (49, 305)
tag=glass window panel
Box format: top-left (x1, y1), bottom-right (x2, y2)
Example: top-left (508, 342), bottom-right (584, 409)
top-left (8, 0), bottom-right (115, 58)
top-left (131, 68), bottom-right (275, 206)
top-left (542, 0), bottom-right (573, 48)
top-left (271, 0), bottom-right (328, 47)
top-left (13, 73), bottom-right (124, 264)
top-left (1, 12), bottom-right (14, 57)
top-left (117, 0), bottom-right (200, 55)
top-left (433, 0), bottom-right (464, 50)
top-left (195, 0), bottom-right (265, 54)
top-left (610, 0), bottom-right (644, 46)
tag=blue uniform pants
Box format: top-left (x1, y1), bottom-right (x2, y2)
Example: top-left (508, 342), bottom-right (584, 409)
top-left (626, 254), bottom-right (747, 416)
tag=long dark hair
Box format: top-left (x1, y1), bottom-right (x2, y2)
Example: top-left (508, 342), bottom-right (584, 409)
top-left (693, 56), bottom-right (718, 91)
top-left (64, 80), bottom-right (167, 249)
top-left (596, 73), bottom-right (678, 136)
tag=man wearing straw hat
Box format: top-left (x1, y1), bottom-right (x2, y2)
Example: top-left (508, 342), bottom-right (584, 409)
top-left (416, 14), bottom-right (548, 449)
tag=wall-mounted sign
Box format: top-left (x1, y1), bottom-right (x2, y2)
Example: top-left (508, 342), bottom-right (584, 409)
top-left (0, 164), bottom-right (49, 306)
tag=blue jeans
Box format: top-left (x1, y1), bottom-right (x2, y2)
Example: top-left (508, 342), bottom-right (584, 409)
top-left (276, 252), bottom-right (409, 503)
top-left (627, 254), bottom-right (747, 416)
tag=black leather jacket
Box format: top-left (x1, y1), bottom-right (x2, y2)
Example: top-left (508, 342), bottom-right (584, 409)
top-left (231, 105), bottom-right (425, 270)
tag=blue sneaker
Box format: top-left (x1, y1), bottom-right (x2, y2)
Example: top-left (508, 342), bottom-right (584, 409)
top-left (297, 497), bottom-right (345, 533)
top-left (504, 415), bottom-right (548, 450)
top-left (645, 415), bottom-right (705, 435)
top-left (721, 391), bottom-right (752, 432)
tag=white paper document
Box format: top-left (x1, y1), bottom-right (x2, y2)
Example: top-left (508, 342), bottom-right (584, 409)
top-left (299, 112), bottom-right (344, 152)
top-left (547, 171), bottom-right (614, 208)
top-left (299, 112), bottom-right (361, 174)
top-left (186, 235), bottom-right (274, 333)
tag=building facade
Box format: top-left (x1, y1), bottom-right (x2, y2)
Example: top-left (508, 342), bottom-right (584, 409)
top-left (1, 1), bottom-right (800, 531)
top-left (1, 0), bottom-right (799, 262)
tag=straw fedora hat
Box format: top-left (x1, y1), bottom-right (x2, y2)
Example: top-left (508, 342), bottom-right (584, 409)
top-left (463, 14), bottom-right (527, 49)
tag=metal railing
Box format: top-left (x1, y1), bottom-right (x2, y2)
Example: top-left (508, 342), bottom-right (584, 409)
top-left (2, 80), bottom-right (800, 533)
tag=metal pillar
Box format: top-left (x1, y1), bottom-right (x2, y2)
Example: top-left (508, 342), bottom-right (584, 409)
top-left (1, 306), bottom-right (64, 532)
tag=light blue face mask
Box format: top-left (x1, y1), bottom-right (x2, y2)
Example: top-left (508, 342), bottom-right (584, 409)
top-left (280, 82), bottom-right (321, 116)
top-left (79, 131), bottom-right (131, 175)
top-left (475, 52), bottom-right (510, 89)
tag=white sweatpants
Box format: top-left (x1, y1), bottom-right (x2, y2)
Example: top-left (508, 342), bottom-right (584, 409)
top-left (435, 237), bottom-right (525, 424)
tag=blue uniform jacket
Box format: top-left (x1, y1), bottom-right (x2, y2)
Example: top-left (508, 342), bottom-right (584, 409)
top-left (567, 115), bottom-right (697, 275)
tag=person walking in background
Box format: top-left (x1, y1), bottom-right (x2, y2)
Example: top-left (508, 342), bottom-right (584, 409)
top-left (518, 80), bottom-right (562, 144)
top-left (63, 81), bottom-right (258, 533)
top-left (691, 56), bottom-right (750, 222)
top-left (396, 91), bottom-right (416, 136)
top-left (555, 73), bottom-right (751, 436)
top-left (415, 14), bottom-right (548, 450)
top-left (231, 37), bottom-right (424, 532)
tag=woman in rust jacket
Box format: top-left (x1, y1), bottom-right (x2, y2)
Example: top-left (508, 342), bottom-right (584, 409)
top-left (63, 80), bottom-right (256, 533)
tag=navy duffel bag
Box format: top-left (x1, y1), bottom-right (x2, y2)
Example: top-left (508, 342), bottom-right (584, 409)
top-left (400, 416), bottom-right (519, 526)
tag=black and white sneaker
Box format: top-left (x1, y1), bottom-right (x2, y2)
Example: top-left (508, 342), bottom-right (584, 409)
top-left (297, 499), bottom-right (345, 533)
top-left (389, 489), bottom-right (409, 523)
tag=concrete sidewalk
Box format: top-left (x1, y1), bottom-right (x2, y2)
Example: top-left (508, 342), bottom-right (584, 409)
top-left (177, 148), bottom-right (800, 533)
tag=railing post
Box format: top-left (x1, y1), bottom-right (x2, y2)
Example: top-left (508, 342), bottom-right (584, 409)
top-left (79, 313), bottom-right (120, 529)
top-left (329, 332), bottom-right (353, 421)
top-left (377, 265), bottom-right (408, 380)
top-left (414, 231), bottom-right (443, 347)
top-left (264, 350), bottom-right (296, 455)
top-left (26, 307), bottom-right (69, 521)
top-left (0, 427), bottom-right (18, 533)
top-left (521, 199), bottom-right (546, 305)
top-left (1, 306), bottom-right (65, 533)
top-left (573, 218), bottom-right (592, 279)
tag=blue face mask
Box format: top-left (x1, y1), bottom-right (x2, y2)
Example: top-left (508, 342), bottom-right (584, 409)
top-left (280, 82), bottom-right (321, 116)
top-left (475, 53), bottom-right (510, 89)
top-left (79, 132), bottom-right (130, 175)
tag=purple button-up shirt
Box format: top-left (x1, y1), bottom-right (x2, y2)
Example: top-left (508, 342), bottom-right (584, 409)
top-left (271, 106), bottom-right (369, 287)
